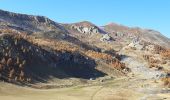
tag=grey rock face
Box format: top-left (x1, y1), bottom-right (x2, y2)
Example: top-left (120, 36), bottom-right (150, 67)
top-left (122, 57), bottom-right (167, 79)
top-left (0, 9), bottom-right (68, 35)
top-left (100, 34), bottom-right (112, 42)
top-left (71, 25), bottom-right (99, 35)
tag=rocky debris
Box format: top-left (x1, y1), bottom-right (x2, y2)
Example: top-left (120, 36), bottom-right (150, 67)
top-left (122, 57), bottom-right (166, 79)
top-left (123, 38), bottom-right (150, 51)
top-left (125, 39), bottom-right (168, 53)
top-left (115, 32), bottom-right (125, 37)
top-left (100, 34), bottom-right (113, 42)
top-left (128, 41), bottom-right (144, 50)
top-left (121, 43), bottom-right (168, 79)
top-left (145, 44), bottom-right (155, 51)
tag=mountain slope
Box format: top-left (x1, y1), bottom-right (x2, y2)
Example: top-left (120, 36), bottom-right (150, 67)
top-left (0, 9), bottom-right (169, 88)
top-left (0, 33), bottom-right (109, 85)
top-left (103, 23), bottom-right (170, 48)
top-left (0, 9), bottom-right (68, 39)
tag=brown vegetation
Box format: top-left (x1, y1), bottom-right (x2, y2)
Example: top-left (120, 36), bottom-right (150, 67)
top-left (111, 59), bottom-right (126, 70)
top-left (154, 45), bottom-right (166, 54)
top-left (84, 50), bottom-right (112, 61)
top-left (84, 50), bottom-right (125, 70)
top-left (0, 34), bottom-right (32, 83)
top-left (143, 54), bottom-right (160, 64)
top-left (28, 35), bottom-right (126, 71)
top-left (162, 77), bottom-right (170, 88)
top-left (143, 55), bottom-right (162, 69)
top-left (160, 49), bottom-right (170, 60)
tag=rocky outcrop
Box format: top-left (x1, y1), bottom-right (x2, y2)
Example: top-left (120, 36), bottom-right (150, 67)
top-left (0, 9), bottom-right (68, 37)
top-left (103, 23), bottom-right (170, 48)
top-left (100, 34), bottom-right (113, 42)
top-left (127, 40), bottom-right (144, 50)
top-left (71, 25), bottom-right (99, 35)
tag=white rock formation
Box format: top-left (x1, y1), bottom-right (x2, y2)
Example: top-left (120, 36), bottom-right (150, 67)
top-left (100, 34), bottom-right (112, 42)
top-left (71, 25), bottom-right (99, 35)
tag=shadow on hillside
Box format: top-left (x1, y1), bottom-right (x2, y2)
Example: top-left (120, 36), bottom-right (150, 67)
top-left (57, 52), bottom-right (106, 79)
top-left (65, 35), bottom-right (101, 52)
top-left (120, 55), bottom-right (130, 61)
top-left (26, 51), bottom-right (106, 83)
top-left (0, 33), bottom-right (106, 85)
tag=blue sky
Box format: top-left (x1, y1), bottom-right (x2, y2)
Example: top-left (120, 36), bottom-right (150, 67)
top-left (0, 0), bottom-right (170, 38)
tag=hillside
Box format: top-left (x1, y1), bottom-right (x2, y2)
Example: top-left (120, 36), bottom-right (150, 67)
top-left (104, 23), bottom-right (170, 48)
top-left (0, 31), bottom-right (127, 86)
top-left (0, 9), bottom-right (170, 100)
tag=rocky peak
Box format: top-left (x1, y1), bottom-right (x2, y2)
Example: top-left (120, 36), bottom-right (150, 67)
top-left (70, 21), bottom-right (104, 35)
top-left (72, 21), bottom-right (96, 27)
top-left (104, 23), bottom-right (130, 31)
top-left (0, 9), bottom-right (68, 34)
top-left (0, 9), bottom-right (52, 24)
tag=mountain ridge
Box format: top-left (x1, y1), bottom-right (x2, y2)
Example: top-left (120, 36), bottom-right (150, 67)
top-left (0, 9), bottom-right (169, 87)
top-left (0, 9), bottom-right (169, 39)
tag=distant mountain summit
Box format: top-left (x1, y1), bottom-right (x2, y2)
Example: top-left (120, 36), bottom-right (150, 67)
top-left (103, 22), bottom-right (170, 48)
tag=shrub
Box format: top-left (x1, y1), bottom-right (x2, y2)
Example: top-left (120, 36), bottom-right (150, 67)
top-left (9, 68), bottom-right (15, 78)
top-left (162, 78), bottom-right (170, 88)
top-left (0, 64), bottom-right (3, 71)
top-left (154, 45), bottom-right (166, 54)
top-left (160, 49), bottom-right (170, 59)
top-left (19, 64), bottom-right (24, 69)
top-left (1, 58), bottom-right (6, 65)
top-left (16, 57), bottom-right (20, 65)
top-left (7, 58), bottom-right (12, 66)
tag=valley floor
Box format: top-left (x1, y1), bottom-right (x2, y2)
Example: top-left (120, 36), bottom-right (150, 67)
top-left (0, 76), bottom-right (170, 100)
